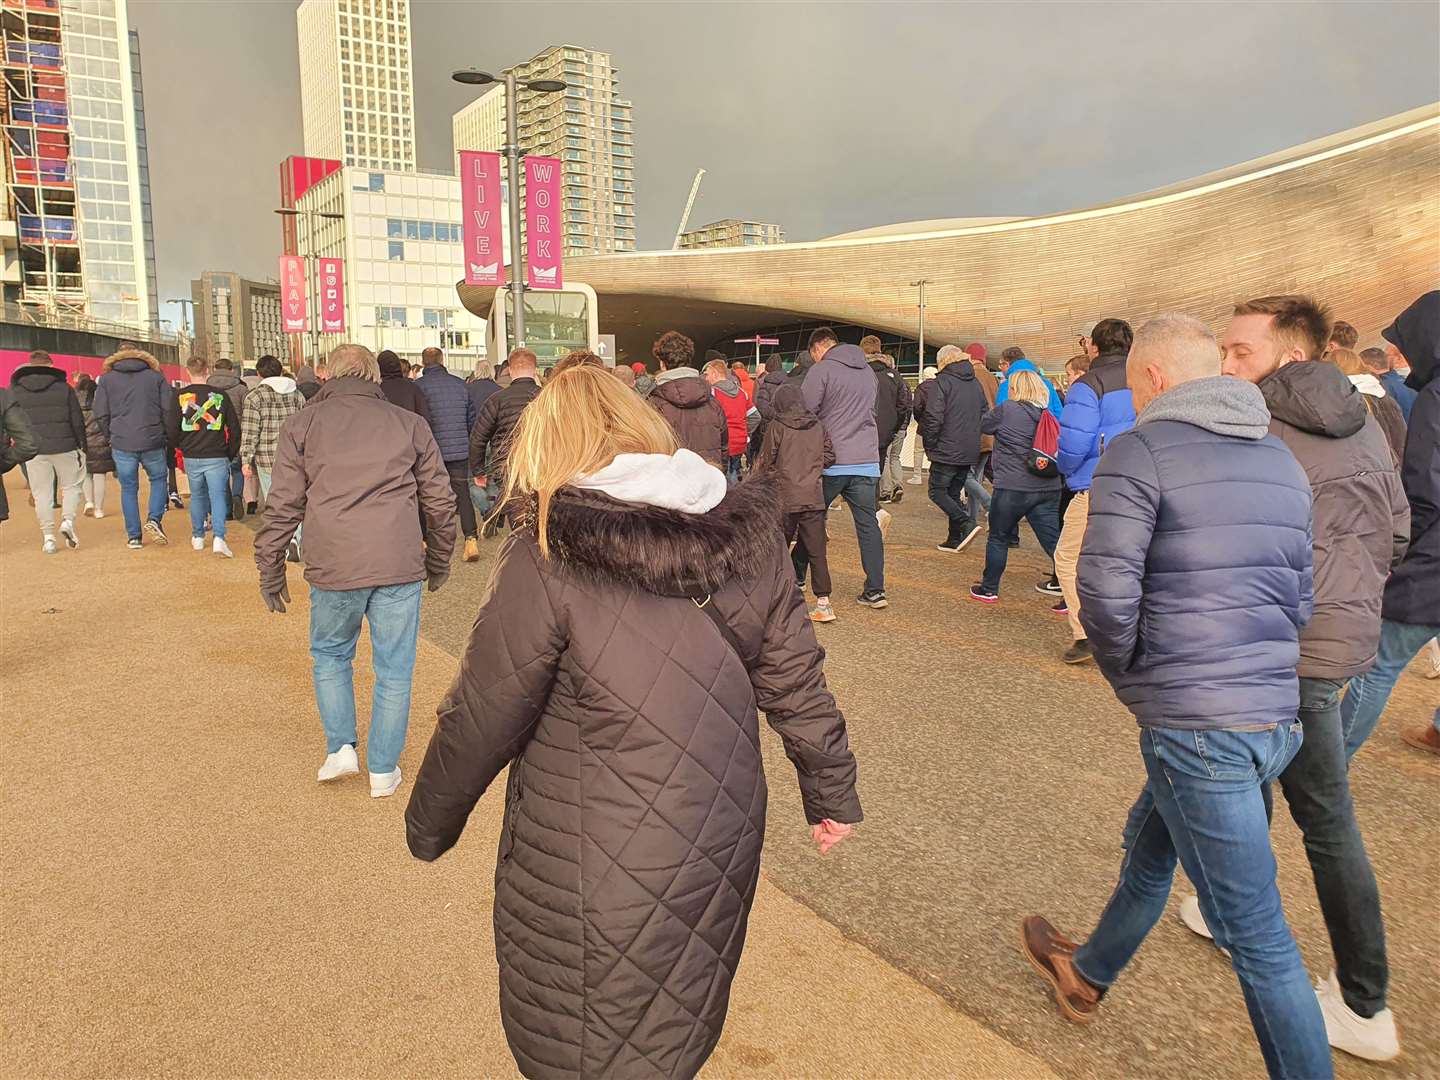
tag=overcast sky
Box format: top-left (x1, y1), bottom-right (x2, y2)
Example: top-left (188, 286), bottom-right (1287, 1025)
top-left (130, 0), bottom-right (1440, 331)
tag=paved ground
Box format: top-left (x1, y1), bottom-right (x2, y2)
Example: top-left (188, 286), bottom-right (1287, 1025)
top-left (3, 470), bottom-right (1436, 1079)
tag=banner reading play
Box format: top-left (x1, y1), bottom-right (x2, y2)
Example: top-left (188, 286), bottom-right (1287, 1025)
top-left (524, 156), bottom-right (563, 290)
top-left (279, 255), bottom-right (307, 332)
top-left (318, 257), bottom-right (345, 333)
top-left (460, 151), bottom-right (504, 286)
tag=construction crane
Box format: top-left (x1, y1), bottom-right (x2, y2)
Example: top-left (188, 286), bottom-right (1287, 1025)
top-left (671, 168), bottom-right (706, 249)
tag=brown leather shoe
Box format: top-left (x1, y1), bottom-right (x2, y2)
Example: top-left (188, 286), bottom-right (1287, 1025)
top-left (1400, 725), bottom-right (1440, 756)
top-left (1021, 915), bottom-right (1102, 1024)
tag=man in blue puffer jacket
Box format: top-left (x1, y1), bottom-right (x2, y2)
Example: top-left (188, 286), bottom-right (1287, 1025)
top-left (416, 347), bottom-right (479, 562)
top-left (1022, 314), bottom-right (1330, 1080)
top-left (1053, 318), bottom-right (1136, 664)
top-left (994, 348), bottom-right (1063, 419)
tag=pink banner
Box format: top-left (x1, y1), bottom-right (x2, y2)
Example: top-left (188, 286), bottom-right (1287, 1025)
top-left (524, 156), bottom-right (563, 290)
top-left (460, 150), bottom-right (504, 286)
top-left (279, 255), bottom-right (307, 332)
top-left (318, 257), bottom-right (345, 333)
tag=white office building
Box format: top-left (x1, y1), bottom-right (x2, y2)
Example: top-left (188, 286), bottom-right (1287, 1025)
top-left (293, 165), bottom-right (505, 369)
top-left (57, 0), bottom-right (157, 329)
top-left (296, 0), bottom-right (415, 172)
top-left (450, 86), bottom-right (504, 175)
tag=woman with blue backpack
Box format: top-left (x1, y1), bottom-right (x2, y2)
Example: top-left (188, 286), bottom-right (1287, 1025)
top-left (969, 369), bottom-right (1064, 603)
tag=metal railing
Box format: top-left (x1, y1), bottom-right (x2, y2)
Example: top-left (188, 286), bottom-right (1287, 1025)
top-left (0, 298), bottom-right (179, 345)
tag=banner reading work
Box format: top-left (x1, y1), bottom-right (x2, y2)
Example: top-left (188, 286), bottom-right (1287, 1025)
top-left (524, 156), bottom-right (563, 290)
top-left (279, 255), bottom-right (307, 332)
top-left (318, 257), bottom-right (345, 333)
top-left (460, 151), bottom-right (504, 286)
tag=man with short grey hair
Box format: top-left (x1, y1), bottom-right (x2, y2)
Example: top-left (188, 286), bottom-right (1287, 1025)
top-left (256, 342), bottom-right (456, 800)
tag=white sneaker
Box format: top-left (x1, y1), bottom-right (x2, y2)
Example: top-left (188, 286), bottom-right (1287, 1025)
top-left (191, 536), bottom-right (205, 551)
top-left (906, 475), bottom-right (923, 485)
top-left (42, 536), bottom-right (58, 555)
top-left (1316, 970), bottom-right (1399, 1061)
top-left (93, 509), bottom-right (105, 519)
top-left (876, 507), bottom-right (892, 541)
top-left (317, 744), bottom-right (359, 782)
top-left (213, 536), bottom-right (233, 559)
top-left (60, 519), bottom-right (78, 549)
top-left (370, 767), bottom-right (402, 798)
top-left (1178, 894), bottom-right (1232, 958)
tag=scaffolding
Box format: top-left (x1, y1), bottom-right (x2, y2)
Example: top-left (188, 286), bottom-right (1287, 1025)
top-left (1, 0), bottom-right (84, 315)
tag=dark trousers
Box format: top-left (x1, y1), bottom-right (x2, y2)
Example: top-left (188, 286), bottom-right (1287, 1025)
top-left (980, 489), bottom-right (1061, 592)
top-left (793, 473), bottom-right (884, 594)
top-left (1265, 676), bottom-right (1388, 1017)
top-left (928, 462), bottom-right (975, 542)
top-left (786, 510), bottom-right (831, 598)
top-left (445, 459), bottom-right (478, 539)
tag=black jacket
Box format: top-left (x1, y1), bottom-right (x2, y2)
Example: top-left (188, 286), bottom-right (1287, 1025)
top-left (165, 382), bottom-right (242, 461)
top-left (0, 386), bottom-right (39, 522)
top-left (9, 364), bottom-right (85, 455)
top-left (981, 399), bottom-right (1061, 493)
top-left (870, 359), bottom-right (913, 453)
top-left (1380, 291), bottom-right (1440, 627)
top-left (753, 384), bottom-right (835, 512)
top-left (380, 370), bottom-right (432, 423)
top-left (76, 384), bottom-right (114, 473)
top-left (469, 376), bottom-right (541, 477)
top-left (94, 349), bottom-right (169, 453)
top-left (468, 377), bottom-right (501, 414)
top-left (919, 362), bottom-right (988, 466)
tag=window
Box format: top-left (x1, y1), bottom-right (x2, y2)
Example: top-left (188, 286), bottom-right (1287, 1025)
top-left (386, 218), bottom-right (402, 238)
top-left (418, 221), bottom-right (433, 241)
top-left (368, 172), bottom-right (385, 191)
top-left (404, 220), bottom-right (418, 240)
top-left (388, 241), bottom-right (405, 261)
top-left (375, 305), bottom-right (407, 327)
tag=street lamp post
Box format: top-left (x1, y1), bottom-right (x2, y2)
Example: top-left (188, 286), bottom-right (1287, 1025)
top-left (910, 279), bottom-right (928, 378)
top-left (452, 67), bottom-right (566, 352)
top-left (275, 207), bottom-right (345, 366)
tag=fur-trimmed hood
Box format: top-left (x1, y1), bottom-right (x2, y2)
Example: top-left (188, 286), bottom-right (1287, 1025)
top-left (516, 474), bottom-right (783, 597)
top-left (101, 347), bottom-right (160, 373)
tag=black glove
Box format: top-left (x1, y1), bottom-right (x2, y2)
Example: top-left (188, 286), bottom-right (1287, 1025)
top-left (262, 581), bottom-right (291, 614)
top-left (427, 571), bottom-right (449, 594)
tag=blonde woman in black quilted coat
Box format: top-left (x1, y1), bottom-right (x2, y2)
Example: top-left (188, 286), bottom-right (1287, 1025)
top-left (406, 363), bottom-right (862, 1079)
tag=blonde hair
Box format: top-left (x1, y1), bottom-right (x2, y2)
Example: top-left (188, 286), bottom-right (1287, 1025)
top-left (1326, 347), bottom-right (1366, 378)
top-left (501, 364), bottom-right (678, 556)
top-left (1007, 369), bottom-right (1049, 406)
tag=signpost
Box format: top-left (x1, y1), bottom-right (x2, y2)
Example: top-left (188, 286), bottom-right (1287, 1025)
top-left (735, 335), bottom-right (780, 371)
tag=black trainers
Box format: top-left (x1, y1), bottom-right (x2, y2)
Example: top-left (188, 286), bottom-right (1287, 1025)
top-left (969, 584), bottom-right (999, 604)
top-left (1051, 599), bottom-right (1069, 616)
top-left (286, 540), bottom-right (302, 563)
top-left (856, 590), bottom-right (889, 609)
top-left (1036, 578), bottom-right (1063, 596)
top-left (144, 519), bottom-right (168, 545)
top-left (937, 540), bottom-right (962, 552)
top-left (889, 487), bottom-right (903, 504)
top-left (168, 493), bottom-right (184, 510)
top-left (1062, 639), bottom-right (1094, 665)
top-left (956, 524), bottom-right (983, 551)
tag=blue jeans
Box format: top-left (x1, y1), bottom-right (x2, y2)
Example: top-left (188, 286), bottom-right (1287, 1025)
top-left (309, 581), bottom-right (423, 775)
top-left (1074, 724), bottom-right (1331, 1080)
top-left (980, 489), bottom-right (1061, 592)
top-left (113, 447), bottom-right (168, 540)
top-left (794, 473), bottom-right (884, 594)
top-left (965, 461), bottom-right (992, 516)
top-left (725, 454), bottom-right (744, 486)
top-left (186, 457), bottom-right (231, 541)
top-left (1341, 618), bottom-right (1440, 756)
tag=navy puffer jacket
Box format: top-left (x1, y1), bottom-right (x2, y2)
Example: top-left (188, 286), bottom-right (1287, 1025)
top-left (416, 365), bottom-right (476, 462)
top-left (1078, 376), bottom-right (1314, 730)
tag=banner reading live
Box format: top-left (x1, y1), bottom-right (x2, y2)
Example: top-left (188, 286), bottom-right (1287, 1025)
top-left (318, 257), bottom-right (345, 333)
top-left (279, 255), bottom-right (307, 332)
top-left (460, 150), bottom-right (504, 286)
top-left (524, 156), bottom-right (563, 290)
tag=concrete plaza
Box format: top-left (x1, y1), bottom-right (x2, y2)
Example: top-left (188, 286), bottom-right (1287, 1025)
top-left (2, 469), bottom-right (1435, 1079)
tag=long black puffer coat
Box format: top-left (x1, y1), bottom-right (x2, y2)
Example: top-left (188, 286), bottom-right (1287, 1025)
top-left (406, 476), bottom-right (862, 1079)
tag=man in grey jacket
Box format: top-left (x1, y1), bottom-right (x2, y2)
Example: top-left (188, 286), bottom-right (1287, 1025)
top-left (256, 343), bottom-right (456, 800)
top-left (799, 327), bottom-right (888, 608)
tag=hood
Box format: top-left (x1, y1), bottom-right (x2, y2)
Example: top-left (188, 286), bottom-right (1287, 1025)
top-left (312, 375), bottom-right (383, 402)
top-left (651, 371), bottom-right (714, 409)
top-left (11, 364), bottom-right (68, 392)
top-left (519, 473), bottom-right (782, 598)
top-left (102, 347), bottom-right (160, 374)
top-left (655, 366), bottom-right (701, 385)
top-left (938, 361), bottom-right (976, 384)
top-left (1347, 373), bottom-right (1385, 398)
top-left (260, 375), bottom-right (298, 394)
top-left (296, 365), bottom-right (317, 384)
top-left (1139, 375), bottom-right (1271, 439)
top-left (208, 371), bottom-right (242, 389)
top-left (1259, 361), bottom-right (1366, 439)
top-left (867, 358), bottom-right (889, 373)
top-left (711, 373), bottom-right (742, 398)
top-left (1006, 358), bottom-right (1048, 382)
top-left (821, 343), bottom-right (867, 371)
top-left (1382, 290), bottom-right (1440, 392)
top-left (378, 353), bottom-right (405, 377)
top-left (770, 383), bottom-right (819, 428)
top-left (573, 448), bottom-right (728, 515)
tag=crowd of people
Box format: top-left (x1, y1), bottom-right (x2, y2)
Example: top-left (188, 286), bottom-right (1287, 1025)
top-left (1, 286), bottom-right (1436, 1080)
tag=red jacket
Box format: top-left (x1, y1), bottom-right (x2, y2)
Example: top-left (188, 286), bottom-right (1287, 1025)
top-left (713, 381), bottom-right (753, 456)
